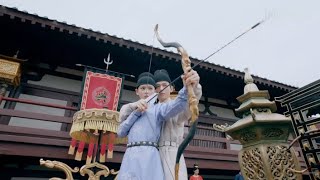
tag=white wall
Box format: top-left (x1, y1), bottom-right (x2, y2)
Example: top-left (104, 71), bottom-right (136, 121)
top-left (7, 74), bottom-right (81, 130)
top-left (28, 74), bottom-right (82, 92)
top-left (230, 143), bottom-right (242, 151)
top-left (9, 94), bottom-right (67, 131)
top-left (208, 97), bottom-right (228, 105)
top-left (209, 106), bottom-right (237, 119)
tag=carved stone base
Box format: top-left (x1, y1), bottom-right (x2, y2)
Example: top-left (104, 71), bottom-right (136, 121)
top-left (239, 143), bottom-right (302, 180)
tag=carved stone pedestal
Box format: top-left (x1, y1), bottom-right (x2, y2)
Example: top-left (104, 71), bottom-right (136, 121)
top-left (239, 143), bottom-right (300, 180)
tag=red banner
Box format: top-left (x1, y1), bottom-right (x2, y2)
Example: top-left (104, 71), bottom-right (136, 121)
top-left (80, 71), bottom-right (122, 110)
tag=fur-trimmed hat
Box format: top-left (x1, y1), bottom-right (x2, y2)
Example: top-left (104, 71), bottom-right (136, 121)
top-left (136, 72), bottom-right (156, 88)
top-left (154, 69), bottom-right (171, 83)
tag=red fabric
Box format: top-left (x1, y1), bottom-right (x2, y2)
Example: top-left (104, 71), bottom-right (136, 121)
top-left (94, 142), bottom-right (99, 161)
top-left (77, 132), bottom-right (88, 153)
top-left (87, 142), bottom-right (95, 157)
top-left (70, 138), bottom-right (77, 147)
top-left (189, 175), bottom-right (203, 180)
top-left (108, 133), bottom-right (116, 151)
top-left (100, 144), bottom-right (107, 156)
top-left (81, 71), bottom-right (122, 110)
top-left (77, 141), bottom-right (85, 153)
top-left (100, 134), bottom-right (108, 156)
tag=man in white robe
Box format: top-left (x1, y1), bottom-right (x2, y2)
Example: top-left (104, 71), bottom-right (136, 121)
top-left (117, 70), bottom-right (198, 180)
top-left (154, 69), bottom-right (202, 180)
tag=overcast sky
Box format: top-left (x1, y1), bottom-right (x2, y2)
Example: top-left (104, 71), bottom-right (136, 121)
top-left (1, 0), bottom-right (319, 88)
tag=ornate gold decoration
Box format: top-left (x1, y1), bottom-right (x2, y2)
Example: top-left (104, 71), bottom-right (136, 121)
top-left (239, 144), bottom-right (301, 180)
top-left (212, 123), bottom-right (233, 140)
top-left (298, 128), bottom-right (305, 135)
top-left (223, 68), bottom-right (302, 180)
top-left (70, 108), bottom-right (126, 144)
top-left (307, 155), bottom-right (316, 165)
top-left (239, 130), bottom-right (257, 142)
top-left (110, 169), bottom-right (119, 180)
top-left (212, 123), bottom-right (230, 132)
top-left (313, 170), bottom-right (320, 179)
top-left (71, 109), bottom-right (119, 134)
top-left (0, 58), bottom-right (21, 86)
top-left (262, 128), bottom-right (284, 138)
top-left (240, 147), bottom-right (265, 179)
top-left (39, 159), bottom-right (79, 180)
top-left (40, 159), bottom-right (120, 180)
top-left (302, 141), bottom-right (311, 151)
top-left (267, 145), bottom-right (297, 179)
top-left (79, 162), bottom-right (114, 180)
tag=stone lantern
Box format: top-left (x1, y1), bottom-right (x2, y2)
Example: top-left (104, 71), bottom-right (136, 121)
top-left (221, 68), bottom-right (302, 180)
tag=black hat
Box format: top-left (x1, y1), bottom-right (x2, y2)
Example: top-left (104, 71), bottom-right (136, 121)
top-left (193, 163), bottom-right (199, 171)
top-left (154, 69), bottom-right (171, 83)
top-left (136, 72), bottom-right (156, 88)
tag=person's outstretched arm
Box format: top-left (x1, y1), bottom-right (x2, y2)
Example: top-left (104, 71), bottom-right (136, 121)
top-left (177, 83), bottom-right (202, 125)
top-left (157, 87), bottom-right (188, 122)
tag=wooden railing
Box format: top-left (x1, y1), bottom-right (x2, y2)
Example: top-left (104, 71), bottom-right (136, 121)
top-left (189, 126), bottom-right (226, 149)
top-left (0, 93), bottom-right (306, 170)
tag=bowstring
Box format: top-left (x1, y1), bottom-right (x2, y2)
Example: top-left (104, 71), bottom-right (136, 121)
top-left (148, 31), bottom-right (156, 74)
top-left (147, 17), bottom-right (270, 104)
top-left (148, 27), bottom-right (176, 180)
top-left (144, 28), bottom-right (158, 140)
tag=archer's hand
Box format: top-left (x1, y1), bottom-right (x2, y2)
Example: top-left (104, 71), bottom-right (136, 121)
top-left (182, 67), bottom-right (200, 88)
top-left (133, 99), bottom-right (148, 112)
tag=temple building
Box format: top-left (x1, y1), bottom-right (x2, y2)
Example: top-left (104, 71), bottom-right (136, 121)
top-left (0, 5), bottom-right (307, 180)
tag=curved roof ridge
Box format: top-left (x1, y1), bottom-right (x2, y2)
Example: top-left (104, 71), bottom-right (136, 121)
top-left (0, 5), bottom-right (297, 91)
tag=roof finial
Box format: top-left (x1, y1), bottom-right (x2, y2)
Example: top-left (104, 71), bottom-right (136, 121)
top-left (243, 68), bottom-right (259, 93)
top-left (244, 68), bottom-right (254, 84)
top-left (104, 53), bottom-right (113, 71)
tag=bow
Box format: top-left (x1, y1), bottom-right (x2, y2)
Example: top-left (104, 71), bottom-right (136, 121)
top-left (154, 24), bottom-right (199, 180)
top-left (153, 18), bottom-right (268, 179)
top-left (154, 24), bottom-right (199, 122)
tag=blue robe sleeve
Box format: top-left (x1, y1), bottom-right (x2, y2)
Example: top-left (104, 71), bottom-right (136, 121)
top-left (176, 84), bottom-right (202, 125)
top-left (157, 87), bottom-right (188, 122)
top-left (117, 110), bottom-right (142, 137)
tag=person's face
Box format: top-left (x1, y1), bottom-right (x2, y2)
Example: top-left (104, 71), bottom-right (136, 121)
top-left (135, 84), bottom-right (155, 99)
top-left (155, 81), bottom-right (173, 102)
top-left (194, 169), bottom-right (199, 175)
